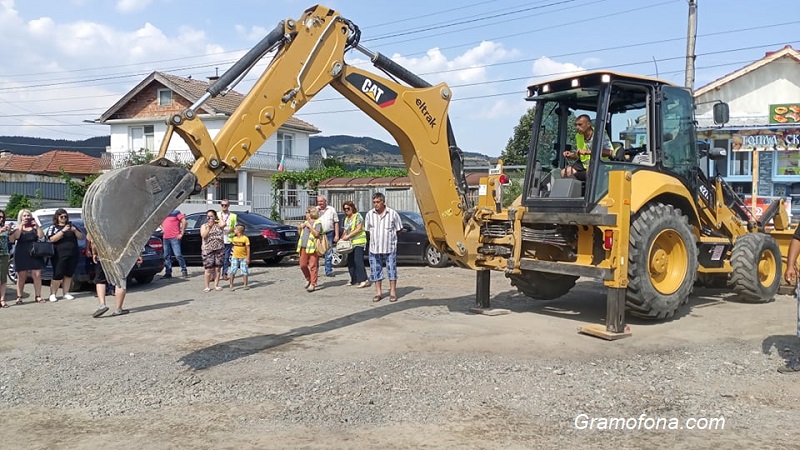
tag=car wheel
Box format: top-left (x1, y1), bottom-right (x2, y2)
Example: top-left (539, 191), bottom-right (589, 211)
top-left (331, 250), bottom-right (347, 267)
top-left (263, 256), bottom-right (284, 265)
top-left (425, 245), bottom-right (449, 268)
top-left (135, 274), bottom-right (155, 285)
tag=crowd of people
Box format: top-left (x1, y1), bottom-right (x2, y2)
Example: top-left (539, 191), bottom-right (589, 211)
top-left (0, 191), bottom-right (409, 315)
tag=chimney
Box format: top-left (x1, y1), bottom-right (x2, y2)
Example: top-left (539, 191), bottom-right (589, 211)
top-left (207, 67), bottom-right (220, 84)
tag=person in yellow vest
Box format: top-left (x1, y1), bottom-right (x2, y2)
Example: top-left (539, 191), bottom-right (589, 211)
top-left (340, 200), bottom-right (369, 288)
top-left (217, 201), bottom-right (237, 281)
top-left (297, 206), bottom-right (323, 292)
top-left (561, 114), bottom-right (614, 181)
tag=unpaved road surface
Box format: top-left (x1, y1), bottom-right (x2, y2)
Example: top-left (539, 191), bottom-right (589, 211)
top-left (2, 261), bottom-right (799, 449)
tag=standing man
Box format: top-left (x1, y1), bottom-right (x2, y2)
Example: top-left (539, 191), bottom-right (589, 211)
top-left (218, 200), bottom-right (237, 281)
top-left (781, 225), bottom-right (800, 373)
top-left (161, 209), bottom-right (188, 279)
top-left (364, 192), bottom-right (402, 302)
top-left (316, 195), bottom-right (340, 277)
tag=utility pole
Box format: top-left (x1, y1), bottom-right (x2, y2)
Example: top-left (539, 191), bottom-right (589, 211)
top-left (685, 0), bottom-right (698, 89)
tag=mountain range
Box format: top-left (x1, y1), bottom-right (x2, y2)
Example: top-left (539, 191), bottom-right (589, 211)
top-left (0, 135), bottom-right (494, 167)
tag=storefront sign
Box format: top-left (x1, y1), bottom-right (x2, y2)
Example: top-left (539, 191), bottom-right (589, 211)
top-left (698, 128), bottom-right (800, 151)
top-left (769, 104), bottom-right (800, 124)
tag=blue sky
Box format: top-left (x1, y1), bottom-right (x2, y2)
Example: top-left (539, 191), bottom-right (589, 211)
top-left (0, 0), bottom-right (796, 156)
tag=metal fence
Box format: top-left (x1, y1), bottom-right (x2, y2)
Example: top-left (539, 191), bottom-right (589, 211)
top-left (100, 151), bottom-right (320, 171)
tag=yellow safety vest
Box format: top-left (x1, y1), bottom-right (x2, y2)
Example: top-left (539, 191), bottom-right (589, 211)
top-left (347, 213), bottom-right (367, 246)
top-left (296, 219), bottom-right (323, 253)
top-left (575, 133), bottom-right (592, 166)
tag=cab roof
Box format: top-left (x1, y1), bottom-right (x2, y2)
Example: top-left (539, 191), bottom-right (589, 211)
top-left (525, 70), bottom-right (675, 100)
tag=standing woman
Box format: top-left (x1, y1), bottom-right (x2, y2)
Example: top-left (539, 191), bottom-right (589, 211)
top-left (0, 210), bottom-right (11, 308)
top-left (297, 206), bottom-right (322, 292)
top-left (340, 201), bottom-right (369, 288)
top-left (200, 209), bottom-right (225, 292)
top-left (46, 208), bottom-right (83, 302)
top-left (10, 209), bottom-right (45, 303)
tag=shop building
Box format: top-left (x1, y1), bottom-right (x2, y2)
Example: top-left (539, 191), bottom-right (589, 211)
top-left (694, 45), bottom-right (800, 216)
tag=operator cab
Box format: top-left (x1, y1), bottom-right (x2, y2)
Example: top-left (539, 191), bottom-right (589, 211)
top-left (521, 71), bottom-right (697, 212)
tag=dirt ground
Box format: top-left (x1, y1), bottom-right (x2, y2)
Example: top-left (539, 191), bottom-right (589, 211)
top-left (1, 260), bottom-right (799, 449)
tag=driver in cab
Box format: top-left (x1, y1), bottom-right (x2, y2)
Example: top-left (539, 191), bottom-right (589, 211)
top-left (561, 114), bottom-right (614, 181)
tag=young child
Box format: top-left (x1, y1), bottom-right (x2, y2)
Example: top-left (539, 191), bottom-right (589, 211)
top-left (229, 224), bottom-right (251, 290)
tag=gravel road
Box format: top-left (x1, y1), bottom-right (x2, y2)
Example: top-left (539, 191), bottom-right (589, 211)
top-left (1, 261), bottom-right (799, 449)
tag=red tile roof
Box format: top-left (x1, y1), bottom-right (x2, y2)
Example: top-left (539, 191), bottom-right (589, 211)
top-left (0, 150), bottom-right (102, 176)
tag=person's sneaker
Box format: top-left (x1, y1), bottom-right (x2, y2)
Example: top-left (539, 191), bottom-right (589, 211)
top-left (161, 274), bottom-right (172, 279)
top-left (92, 306), bottom-right (109, 318)
top-left (325, 273), bottom-right (335, 277)
top-left (63, 294), bottom-right (75, 300)
top-left (48, 294), bottom-right (58, 302)
top-left (111, 309), bottom-right (129, 317)
top-left (182, 271), bottom-right (189, 278)
top-left (778, 363), bottom-right (800, 374)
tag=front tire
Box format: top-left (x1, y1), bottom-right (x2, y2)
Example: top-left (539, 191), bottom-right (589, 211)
top-left (627, 203), bottom-right (698, 319)
top-left (507, 271), bottom-right (578, 300)
top-left (729, 233), bottom-right (781, 302)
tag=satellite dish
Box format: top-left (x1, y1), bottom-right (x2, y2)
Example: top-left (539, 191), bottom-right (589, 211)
top-left (320, 147), bottom-right (328, 159)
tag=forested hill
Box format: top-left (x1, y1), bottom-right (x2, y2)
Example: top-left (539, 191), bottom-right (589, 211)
top-left (309, 135), bottom-right (493, 167)
top-left (0, 136), bottom-right (109, 157)
top-left (0, 134), bottom-right (494, 167)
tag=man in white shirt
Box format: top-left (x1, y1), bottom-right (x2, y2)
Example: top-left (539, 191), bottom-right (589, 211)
top-left (364, 192), bottom-right (402, 302)
top-left (317, 195), bottom-right (339, 277)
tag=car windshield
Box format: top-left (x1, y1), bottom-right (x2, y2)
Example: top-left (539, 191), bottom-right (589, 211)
top-left (402, 211), bottom-right (424, 228)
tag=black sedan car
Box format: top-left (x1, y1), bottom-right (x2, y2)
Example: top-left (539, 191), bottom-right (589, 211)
top-left (180, 211), bottom-right (299, 264)
top-left (331, 210), bottom-right (449, 268)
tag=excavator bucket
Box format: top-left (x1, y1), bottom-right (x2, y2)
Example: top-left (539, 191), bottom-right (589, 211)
top-left (83, 159), bottom-right (197, 289)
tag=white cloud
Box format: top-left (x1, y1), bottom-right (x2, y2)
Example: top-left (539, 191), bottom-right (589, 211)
top-left (234, 24), bottom-right (271, 42)
top-left (116, 0), bottom-right (153, 13)
top-left (530, 56), bottom-right (586, 83)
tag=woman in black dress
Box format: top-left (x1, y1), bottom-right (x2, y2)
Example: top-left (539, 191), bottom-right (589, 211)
top-left (46, 208), bottom-right (83, 302)
top-left (10, 209), bottom-right (45, 303)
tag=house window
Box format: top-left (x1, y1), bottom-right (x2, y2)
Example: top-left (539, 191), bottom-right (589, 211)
top-left (286, 180), bottom-right (299, 207)
top-left (158, 89), bottom-right (173, 106)
top-left (277, 132), bottom-right (294, 159)
top-left (775, 151), bottom-right (800, 176)
top-left (129, 125), bottom-right (155, 152)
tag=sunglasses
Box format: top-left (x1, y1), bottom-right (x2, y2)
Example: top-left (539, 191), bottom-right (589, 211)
top-left (343, 206), bottom-right (352, 210)
top-left (221, 204), bottom-right (229, 207)
top-left (59, 214), bottom-right (68, 218)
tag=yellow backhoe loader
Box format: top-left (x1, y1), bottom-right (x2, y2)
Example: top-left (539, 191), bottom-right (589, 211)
top-left (84, 5), bottom-right (793, 334)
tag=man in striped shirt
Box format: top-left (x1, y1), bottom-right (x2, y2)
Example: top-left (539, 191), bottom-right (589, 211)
top-left (364, 192), bottom-right (403, 303)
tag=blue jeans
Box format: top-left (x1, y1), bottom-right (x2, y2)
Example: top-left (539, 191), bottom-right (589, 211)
top-left (163, 237), bottom-right (187, 275)
top-left (323, 231), bottom-right (335, 276)
top-left (222, 243), bottom-right (233, 275)
top-left (369, 252), bottom-right (398, 281)
top-left (347, 245), bottom-right (368, 284)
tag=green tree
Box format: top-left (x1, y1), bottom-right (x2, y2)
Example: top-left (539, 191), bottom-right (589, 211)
top-left (124, 148), bottom-right (155, 166)
top-left (500, 107), bottom-right (534, 166)
top-left (60, 169), bottom-right (99, 207)
top-left (501, 107), bottom-right (576, 169)
top-left (5, 190), bottom-right (43, 220)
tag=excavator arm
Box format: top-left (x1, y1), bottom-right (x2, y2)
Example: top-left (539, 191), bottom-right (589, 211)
top-left (84, 5), bottom-right (475, 287)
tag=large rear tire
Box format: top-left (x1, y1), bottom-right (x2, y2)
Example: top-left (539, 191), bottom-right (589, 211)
top-left (507, 271), bottom-right (578, 300)
top-left (729, 233), bottom-right (781, 302)
top-left (627, 203), bottom-right (698, 319)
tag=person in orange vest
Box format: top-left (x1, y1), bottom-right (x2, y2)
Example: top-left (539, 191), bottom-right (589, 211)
top-left (561, 114), bottom-right (614, 181)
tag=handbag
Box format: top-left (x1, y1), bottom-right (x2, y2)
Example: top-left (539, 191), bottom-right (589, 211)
top-left (314, 233), bottom-right (330, 256)
top-left (30, 240), bottom-right (55, 258)
top-left (335, 239), bottom-right (354, 255)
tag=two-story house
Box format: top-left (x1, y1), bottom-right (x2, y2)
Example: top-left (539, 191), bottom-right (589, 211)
top-left (94, 71), bottom-right (320, 215)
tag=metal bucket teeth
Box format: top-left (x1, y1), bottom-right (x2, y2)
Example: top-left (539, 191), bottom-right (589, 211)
top-left (83, 160), bottom-right (197, 288)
